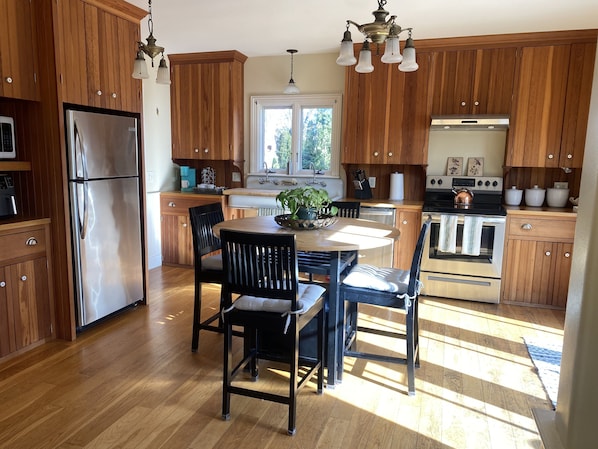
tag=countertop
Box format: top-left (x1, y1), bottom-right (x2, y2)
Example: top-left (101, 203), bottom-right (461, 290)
top-left (505, 205), bottom-right (577, 217)
top-left (0, 217), bottom-right (51, 232)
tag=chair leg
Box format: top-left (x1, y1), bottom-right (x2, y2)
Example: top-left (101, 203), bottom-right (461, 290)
top-left (414, 299), bottom-right (420, 368)
top-left (317, 308), bottom-right (324, 394)
top-left (222, 317), bottom-right (232, 421)
top-left (406, 304), bottom-right (416, 396)
top-left (287, 320), bottom-right (299, 436)
top-left (191, 281), bottom-right (202, 352)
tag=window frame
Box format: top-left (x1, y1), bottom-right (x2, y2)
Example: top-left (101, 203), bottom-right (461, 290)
top-left (250, 93), bottom-right (343, 177)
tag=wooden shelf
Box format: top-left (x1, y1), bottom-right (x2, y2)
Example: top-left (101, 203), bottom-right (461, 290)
top-left (0, 161), bottom-right (32, 171)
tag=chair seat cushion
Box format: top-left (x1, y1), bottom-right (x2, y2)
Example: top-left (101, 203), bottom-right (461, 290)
top-left (201, 253), bottom-right (222, 271)
top-left (342, 264), bottom-right (409, 293)
top-left (232, 283), bottom-right (326, 314)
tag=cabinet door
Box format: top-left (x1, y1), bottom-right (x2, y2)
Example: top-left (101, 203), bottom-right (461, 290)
top-left (6, 258), bottom-right (52, 351)
top-left (551, 243), bottom-right (573, 308)
top-left (559, 42), bottom-right (596, 168)
top-left (431, 50), bottom-right (476, 115)
top-left (394, 209), bottom-right (421, 270)
top-left (0, 0), bottom-right (40, 101)
top-left (387, 52), bottom-right (434, 164)
top-left (0, 266), bottom-right (15, 357)
top-left (161, 214), bottom-right (193, 266)
top-left (506, 45), bottom-right (570, 167)
top-left (503, 239), bottom-right (536, 303)
top-left (171, 62), bottom-right (232, 160)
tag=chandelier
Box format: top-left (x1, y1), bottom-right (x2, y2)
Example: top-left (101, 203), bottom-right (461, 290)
top-left (132, 0), bottom-right (170, 84)
top-left (336, 0), bottom-right (418, 73)
top-left (283, 49), bottom-right (300, 94)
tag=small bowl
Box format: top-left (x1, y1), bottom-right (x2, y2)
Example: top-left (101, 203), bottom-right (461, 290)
top-left (546, 188), bottom-right (570, 208)
top-left (504, 186), bottom-right (523, 206)
top-left (525, 186), bottom-right (546, 207)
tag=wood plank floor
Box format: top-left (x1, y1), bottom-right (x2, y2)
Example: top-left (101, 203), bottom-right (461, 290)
top-left (0, 266), bottom-right (565, 448)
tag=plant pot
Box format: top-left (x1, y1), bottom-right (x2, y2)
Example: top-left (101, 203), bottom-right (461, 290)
top-left (296, 207), bottom-right (318, 220)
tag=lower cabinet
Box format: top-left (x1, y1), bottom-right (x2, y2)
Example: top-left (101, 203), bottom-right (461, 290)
top-left (501, 212), bottom-right (575, 308)
top-left (394, 207), bottom-right (423, 270)
top-left (0, 221), bottom-right (53, 359)
top-left (160, 193), bottom-right (227, 267)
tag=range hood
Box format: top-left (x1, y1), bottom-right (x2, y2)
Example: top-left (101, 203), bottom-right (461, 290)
top-left (430, 115), bottom-right (509, 130)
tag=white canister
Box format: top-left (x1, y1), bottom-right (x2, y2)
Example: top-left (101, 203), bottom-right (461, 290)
top-left (546, 188), bottom-right (570, 208)
top-left (504, 186), bottom-right (523, 206)
top-left (525, 185), bottom-right (546, 207)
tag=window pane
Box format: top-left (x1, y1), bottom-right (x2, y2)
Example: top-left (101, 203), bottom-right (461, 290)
top-left (263, 107), bottom-right (292, 170)
top-left (300, 107), bottom-right (332, 171)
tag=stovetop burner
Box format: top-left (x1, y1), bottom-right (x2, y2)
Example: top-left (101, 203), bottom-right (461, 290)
top-left (423, 175), bottom-right (506, 216)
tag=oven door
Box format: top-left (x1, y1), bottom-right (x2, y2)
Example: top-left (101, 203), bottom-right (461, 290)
top-left (421, 213), bottom-right (506, 279)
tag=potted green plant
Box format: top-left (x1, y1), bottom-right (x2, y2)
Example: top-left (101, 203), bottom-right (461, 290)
top-left (276, 186), bottom-right (337, 220)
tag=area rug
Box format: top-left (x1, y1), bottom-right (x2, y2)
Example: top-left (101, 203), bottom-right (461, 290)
top-left (524, 338), bottom-right (562, 409)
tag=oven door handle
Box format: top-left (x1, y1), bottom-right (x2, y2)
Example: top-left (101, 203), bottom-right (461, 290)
top-left (425, 213), bottom-right (506, 225)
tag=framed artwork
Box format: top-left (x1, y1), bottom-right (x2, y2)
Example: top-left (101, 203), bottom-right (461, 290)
top-left (446, 157), bottom-right (463, 176)
top-left (467, 157), bottom-right (484, 176)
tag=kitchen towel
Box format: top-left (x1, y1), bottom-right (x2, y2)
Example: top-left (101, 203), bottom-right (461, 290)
top-left (461, 215), bottom-right (484, 256)
top-left (389, 172), bottom-right (404, 200)
top-left (438, 214), bottom-right (458, 253)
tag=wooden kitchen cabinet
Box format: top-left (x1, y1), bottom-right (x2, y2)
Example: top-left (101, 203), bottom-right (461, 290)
top-left (506, 42), bottom-right (596, 168)
top-left (502, 212), bottom-right (575, 308)
top-left (0, 0), bottom-right (40, 101)
top-left (169, 51), bottom-right (246, 162)
top-left (394, 207), bottom-right (422, 270)
top-left (54, 0), bottom-right (143, 112)
top-left (160, 192), bottom-right (227, 267)
top-left (0, 220), bottom-right (53, 359)
top-left (431, 47), bottom-right (517, 115)
top-left (342, 51), bottom-right (434, 165)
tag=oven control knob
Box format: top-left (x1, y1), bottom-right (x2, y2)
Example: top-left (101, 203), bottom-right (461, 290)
top-left (437, 179), bottom-right (443, 185)
top-left (430, 179), bottom-right (436, 185)
top-left (477, 180), bottom-right (483, 186)
top-left (493, 181), bottom-right (498, 187)
top-left (485, 180), bottom-right (491, 186)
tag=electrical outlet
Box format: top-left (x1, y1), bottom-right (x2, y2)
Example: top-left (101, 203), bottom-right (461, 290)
top-left (232, 172), bottom-right (241, 182)
top-left (554, 182), bottom-right (569, 189)
top-left (369, 177), bottom-right (376, 188)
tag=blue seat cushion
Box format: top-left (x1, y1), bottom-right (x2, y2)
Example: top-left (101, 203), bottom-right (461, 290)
top-left (342, 264), bottom-right (409, 293)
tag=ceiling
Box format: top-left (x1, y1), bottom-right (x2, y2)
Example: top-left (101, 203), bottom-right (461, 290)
top-left (128, 0), bottom-right (598, 58)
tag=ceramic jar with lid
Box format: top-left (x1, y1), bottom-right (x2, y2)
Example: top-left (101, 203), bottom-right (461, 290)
top-left (525, 185), bottom-right (546, 207)
top-left (504, 186), bottom-right (523, 206)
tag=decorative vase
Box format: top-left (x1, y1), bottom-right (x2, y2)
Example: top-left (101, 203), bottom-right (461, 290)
top-left (296, 207), bottom-right (318, 220)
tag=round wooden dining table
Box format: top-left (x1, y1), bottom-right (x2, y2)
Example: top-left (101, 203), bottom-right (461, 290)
top-left (213, 215), bottom-right (400, 386)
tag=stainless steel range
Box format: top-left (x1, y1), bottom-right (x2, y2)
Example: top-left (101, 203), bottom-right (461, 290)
top-left (421, 175), bottom-right (506, 303)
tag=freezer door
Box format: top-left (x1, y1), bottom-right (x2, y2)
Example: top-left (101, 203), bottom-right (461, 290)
top-left (71, 177), bottom-right (144, 326)
top-left (66, 109), bottom-right (139, 180)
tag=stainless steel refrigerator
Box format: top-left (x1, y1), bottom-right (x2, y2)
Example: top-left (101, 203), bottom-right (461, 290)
top-left (66, 108), bottom-right (145, 328)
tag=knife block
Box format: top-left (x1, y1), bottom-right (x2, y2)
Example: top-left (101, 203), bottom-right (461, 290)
top-left (354, 179), bottom-right (373, 199)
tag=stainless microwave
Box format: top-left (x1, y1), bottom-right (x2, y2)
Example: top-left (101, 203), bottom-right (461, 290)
top-left (0, 116), bottom-right (16, 159)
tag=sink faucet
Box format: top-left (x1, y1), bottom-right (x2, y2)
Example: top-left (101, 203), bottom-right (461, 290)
top-left (309, 162), bottom-right (317, 185)
top-left (263, 162), bottom-right (270, 183)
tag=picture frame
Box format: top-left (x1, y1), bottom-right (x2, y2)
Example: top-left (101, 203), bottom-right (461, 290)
top-left (446, 157), bottom-right (463, 176)
top-left (467, 157), bottom-right (484, 177)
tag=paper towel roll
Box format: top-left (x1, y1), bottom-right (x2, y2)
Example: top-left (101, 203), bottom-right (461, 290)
top-left (389, 172), bottom-right (404, 200)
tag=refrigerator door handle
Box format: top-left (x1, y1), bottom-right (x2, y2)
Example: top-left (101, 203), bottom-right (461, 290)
top-left (73, 121), bottom-right (89, 181)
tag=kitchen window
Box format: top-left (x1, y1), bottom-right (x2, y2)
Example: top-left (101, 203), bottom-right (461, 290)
top-left (250, 94), bottom-right (342, 177)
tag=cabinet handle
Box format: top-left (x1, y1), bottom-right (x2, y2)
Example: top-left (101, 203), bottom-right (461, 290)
top-left (111, 92), bottom-right (117, 99)
top-left (182, 223), bottom-right (187, 228)
top-left (545, 251), bottom-right (551, 257)
top-left (547, 154), bottom-right (554, 159)
top-left (402, 220), bottom-right (408, 225)
top-left (567, 154), bottom-right (573, 159)
top-left (26, 237), bottom-right (38, 246)
top-left (204, 148), bottom-right (209, 153)
top-left (96, 90), bottom-right (103, 96)
top-left (21, 275), bottom-right (27, 282)
top-left (388, 152), bottom-right (393, 157)
top-left (564, 252), bottom-right (571, 258)
top-left (373, 151), bottom-right (379, 157)
top-left (0, 281), bottom-right (5, 288)
top-left (460, 101), bottom-right (466, 106)
top-left (194, 148), bottom-right (199, 153)
top-left (168, 201), bottom-right (176, 207)
top-left (521, 223), bottom-right (532, 230)
top-left (474, 101), bottom-right (480, 106)
top-left (5, 76), bottom-right (13, 84)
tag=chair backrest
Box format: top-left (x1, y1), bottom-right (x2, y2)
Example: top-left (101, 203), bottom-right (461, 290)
top-left (326, 201), bottom-right (361, 218)
top-left (189, 203), bottom-right (225, 260)
top-left (407, 216), bottom-right (432, 296)
top-left (220, 230), bottom-right (300, 307)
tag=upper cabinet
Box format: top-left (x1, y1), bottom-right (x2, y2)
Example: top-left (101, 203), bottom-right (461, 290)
top-left (169, 51), bottom-right (247, 162)
top-left (506, 42), bottom-right (596, 168)
top-left (0, 0), bottom-right (40, 101)
top-left (54, 0), bottom-right (144, 112)
top-left (431, 47), bottom-right (517, 115)
top-left (342, 50), bottom-right (434, 165)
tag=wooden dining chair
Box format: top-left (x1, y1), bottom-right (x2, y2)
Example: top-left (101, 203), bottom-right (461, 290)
top-left (339, 217), bottom-right (432, 395)
top-left (188, 203), bottom-right (226, 352)
top-left (323, 201), bottom-right (361, 218)
top-left (219, 229), bottom-right (326, 435)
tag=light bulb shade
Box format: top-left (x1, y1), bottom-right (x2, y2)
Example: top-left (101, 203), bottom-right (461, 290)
top-left (398, 39), bottom-right (418, 72)
top-left (156, 57), bottom-right (171, 84)
top-left (132, 51), bottom-right (149, 79)
top-left (381, 36), bottom-right (403, 64)
top-left (336, 32), bottom-right (357, 66)
top-left (284, 79), bottom-right (300, 94)
top-left (355, 44), bottom-right (374, 73)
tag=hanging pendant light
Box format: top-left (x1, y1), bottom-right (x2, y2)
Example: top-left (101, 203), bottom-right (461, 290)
top-left (283, 49), bottom-right (300, 95)
top-left (132, 0), bottom-right (170, 85)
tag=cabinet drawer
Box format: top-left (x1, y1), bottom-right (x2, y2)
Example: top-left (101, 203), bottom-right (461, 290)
top-left (0, 228), bottom-right (47, 263)
top-left (160, 195), bottom-right (222, 215)
top-left (508, 216), bottom-right (576, 241)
